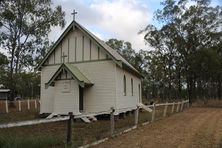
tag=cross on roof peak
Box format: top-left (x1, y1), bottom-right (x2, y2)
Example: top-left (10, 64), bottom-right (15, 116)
top-left (71, 9), bottom-right (78, 21)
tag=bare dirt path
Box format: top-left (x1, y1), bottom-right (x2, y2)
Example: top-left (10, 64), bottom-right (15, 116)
top-left (96, 108), bottom-right (222, 148)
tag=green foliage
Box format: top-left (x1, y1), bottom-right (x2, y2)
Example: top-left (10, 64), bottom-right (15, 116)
top-left (141, 0), bottom-right (222, 101)
top-left (0, 0), bottom-right (65, 100)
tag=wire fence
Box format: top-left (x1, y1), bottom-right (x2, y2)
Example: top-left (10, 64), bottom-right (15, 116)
top-left (0, 100), bottom-right (189, 147)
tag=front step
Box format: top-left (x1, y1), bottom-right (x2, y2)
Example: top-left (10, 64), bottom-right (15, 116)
top-left (81, 117), bottom-right (91, 123)
top-left (88, 116), bottom-right (97, 121)
top-left (46, 113), bottom-right (60, 119)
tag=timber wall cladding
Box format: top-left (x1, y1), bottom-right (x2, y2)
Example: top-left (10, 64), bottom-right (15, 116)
top-left (47, 28), bottom-right (107, 65)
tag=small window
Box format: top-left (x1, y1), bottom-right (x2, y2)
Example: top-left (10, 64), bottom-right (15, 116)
top-left (131, 78), bottom-right (133, 96)
top-left (139, 84), bottom-right (141, 101)
top-left (123, 75), bottom-right (126, 96)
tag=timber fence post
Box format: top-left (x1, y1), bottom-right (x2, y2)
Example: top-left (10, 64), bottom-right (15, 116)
top-left (181, 101), bottom-right (184, 111)
top-left (151, 103), bottom-right (156, 122)
top-left (67, 112), bottom-right (74, 146)
top-left (163, 102), bottom-right (168, 117)
top-left (27, 99), bottom-right (30, 110)
top-left (18, 100), bottom-right (21, 111)
top-left (34, 100), bottom-right (37, 109)
top-left (176, 102), bottom-right (180, 112)
top-left (135, 106), bottom-right (139, 127)
top-left (110, 107), bottom-right (115, 136)
top-left (171, 102), bottom-right (175, 113)
top-left (5, 100), bottom-right (8, 113)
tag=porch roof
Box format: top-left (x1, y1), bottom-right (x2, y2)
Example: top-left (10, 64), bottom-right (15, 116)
top-left (45, 63), bottom-right (93, 88)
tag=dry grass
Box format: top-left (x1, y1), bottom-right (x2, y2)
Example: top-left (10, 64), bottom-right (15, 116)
top-left (0, 103), bottom-right (186, 147)
top-left (97, 107), bottom-right (222, 148)
top-left (192, 99), bottom-right (222, 108)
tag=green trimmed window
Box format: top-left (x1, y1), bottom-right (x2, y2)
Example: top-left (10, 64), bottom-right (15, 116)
top-left (131, 78), bottom-right (133, 96)
top-left (123, 75), bottom-right (126, 96)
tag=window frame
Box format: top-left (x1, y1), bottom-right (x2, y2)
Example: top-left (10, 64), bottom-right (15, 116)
top-left (131, 78), bottom-right (133, 96)
top-left (123, 75), bottom-right (126, 96)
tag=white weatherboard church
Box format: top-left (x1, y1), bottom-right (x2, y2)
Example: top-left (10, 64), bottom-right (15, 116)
top-left (36, 20), bottom-right (143, 116)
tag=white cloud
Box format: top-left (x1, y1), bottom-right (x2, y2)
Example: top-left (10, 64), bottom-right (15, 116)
top-left (90, 0), bottom-right (151, 50)
top-left (50, 0), bottom-right (153, 51)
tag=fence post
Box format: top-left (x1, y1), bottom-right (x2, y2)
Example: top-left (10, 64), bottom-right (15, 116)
top-left (176, 102), bottom-right (180, 112)
top-left (5, 100), bottom-right (8, 113)
top-left (135, 106), bottom-right (139, 127)
top-left (163, 102), bottom-right (168, 117)
top-left (180, 101), bottom-right (184, 111)
top-left (67, 112), bottom-right (74, 146)
top-left (171, 102), bottom-right (175, 113)
top-left (34, 100), bottom-right (37, 109)
top-left (27, 99), bottom-right (30, 110)
top-left (151, 103), bottom-right (156, 122)
top-left (110, 107), bottom-right (115, 136)
top-left (18, 100), bottom-right (21, 111)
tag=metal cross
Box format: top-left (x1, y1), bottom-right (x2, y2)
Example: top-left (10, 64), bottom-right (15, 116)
top-left (62, 52), bottom-right (67, 63)
top-left (71, 9), bottom-right (78, 21)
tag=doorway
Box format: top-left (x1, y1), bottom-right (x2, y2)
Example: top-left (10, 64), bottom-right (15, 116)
top-left (79, 86), bottom-right (83, 111)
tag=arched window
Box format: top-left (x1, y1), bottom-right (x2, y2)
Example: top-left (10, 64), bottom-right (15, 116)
top-left (123, 75), bottom-right (126, 96)
top-left (131, 78), bottom-right (133, 96)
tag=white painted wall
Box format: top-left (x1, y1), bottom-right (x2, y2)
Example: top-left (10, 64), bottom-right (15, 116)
top-left (47, 28), bottom-right (107, 65)
top-left (115, 66), bottom-right (142, 110)
top-left (40, 65), bottom-right (59, 113)
top-left (53, 80), bottom-right (79, 114)
top-left (74, 60), bottom-right (116, 112)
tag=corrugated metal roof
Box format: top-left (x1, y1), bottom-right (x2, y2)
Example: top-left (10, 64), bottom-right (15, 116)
top-left (64, 63), bottom-right (91, 84)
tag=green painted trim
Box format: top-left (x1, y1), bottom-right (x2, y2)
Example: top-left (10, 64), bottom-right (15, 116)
top-left (35, 22), bottom-right (75, 71)
top-left (35, 21), bottom-right (142, 78)
top-left (82, 36), bottom-right (84, 61)
top-left (75, 37), bottom-right (77, 62)
top-left (68, 38), bottom-right (70, 62)
top-left (53, 51), bottom-right (55, 64)
top-left (90, 40), bottom-right (92, 60)
top-left (60, 43), bottom-right (62, 63)
top-left (98, 47), bottom-right (100, 60)
top-left (44, 59), bottom-right (112, 67)
top-left (45, 63), bottom-right (93, 89)
top-left (54, 78), bottom-right (73, 81)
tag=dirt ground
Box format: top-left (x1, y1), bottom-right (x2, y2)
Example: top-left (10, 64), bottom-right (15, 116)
top-left (96, 107), bottom-right (222, 148)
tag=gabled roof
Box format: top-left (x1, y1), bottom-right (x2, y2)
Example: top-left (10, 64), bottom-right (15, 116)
top-left (36, 21), bottom-right (142, 78)
top-left (45, 63), bottom-right (93, 88)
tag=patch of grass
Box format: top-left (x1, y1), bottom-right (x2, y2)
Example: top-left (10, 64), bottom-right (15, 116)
top-left (0, 135), bottom-right (63, 148)
top-left (0, 105), bottom-right (180, 147)
top-left (0, 110), bottom-right (40, 124)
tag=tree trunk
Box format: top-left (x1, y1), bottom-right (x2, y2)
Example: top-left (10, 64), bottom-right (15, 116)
top-left (187, 75), bottom-right (193, 105)
top-left (217, 75), bottom-right (221, 99)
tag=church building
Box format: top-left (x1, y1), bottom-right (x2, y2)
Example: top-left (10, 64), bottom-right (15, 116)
top-left (36, 20), bottom-right (143, 115)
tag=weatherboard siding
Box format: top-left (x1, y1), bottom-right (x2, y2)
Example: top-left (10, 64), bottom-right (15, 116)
top-left (115, 66), bottom-right (141, 110)
top-left (74, 60), bottom-right (116, 112)
top-left (40, 65), bottom-right (59, 113)
top-left (46, 28), bottom-right (107, 65)
top-left (53, 79), bottom-right (79, 114)
top-left (62, 37), bottom-right (69, 63)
